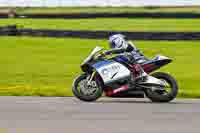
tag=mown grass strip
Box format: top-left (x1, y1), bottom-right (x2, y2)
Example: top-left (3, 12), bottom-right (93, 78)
top-left (10, 7), bottom-right (200, 14)
top-left (0, 18), bottom-right (200, 32)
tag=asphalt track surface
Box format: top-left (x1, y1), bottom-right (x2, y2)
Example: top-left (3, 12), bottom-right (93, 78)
top-left (0, 97), bottom-right (200, 133)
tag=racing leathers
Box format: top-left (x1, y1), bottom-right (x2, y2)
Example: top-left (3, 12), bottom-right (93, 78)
top-left (104, 41), bottom-right (148, 64)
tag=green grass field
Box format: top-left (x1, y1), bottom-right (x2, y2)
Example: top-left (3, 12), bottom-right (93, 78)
top-left (0, 18), bottom-right (200, 32)
top-left (0, 36), bottom-right (199, 98)
top-left (0, 6), bottom-right (200, 98)
top-left (2, 6), bottom-right (200, 14)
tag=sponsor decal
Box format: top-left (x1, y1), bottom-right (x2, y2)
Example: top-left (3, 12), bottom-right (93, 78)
top-left (101, 64), bottom-right (121, 76)
top-left (113, 85), bottom-right (129, 94)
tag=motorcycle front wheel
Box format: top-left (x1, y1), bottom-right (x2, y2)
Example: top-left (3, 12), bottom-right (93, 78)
top-left (72, 73), bottom-right (103, 102)
top-left (145, 72), bottom-right (178, 103)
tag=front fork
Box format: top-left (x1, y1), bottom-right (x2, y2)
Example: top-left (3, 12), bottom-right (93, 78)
top-left (86, 71), bottom-right (96, 86)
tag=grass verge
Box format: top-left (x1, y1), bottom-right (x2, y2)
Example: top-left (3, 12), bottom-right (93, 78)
top-left (0, 36), bottom-right (199, 97)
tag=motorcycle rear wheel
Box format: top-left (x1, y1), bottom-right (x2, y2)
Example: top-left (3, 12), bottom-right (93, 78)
top-left (145, 72), bottom-right (178, 103)
top-left (72, 73), bottom-right (103, 102)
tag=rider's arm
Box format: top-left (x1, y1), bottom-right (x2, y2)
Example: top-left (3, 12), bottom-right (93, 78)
top-left (104, 44), bottom-right (134, 55)
top-left (104, 48), bottom-right (126, 55)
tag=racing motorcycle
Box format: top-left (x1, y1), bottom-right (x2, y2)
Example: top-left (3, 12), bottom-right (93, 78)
top-left (72, 46), bottom-right (178, 102)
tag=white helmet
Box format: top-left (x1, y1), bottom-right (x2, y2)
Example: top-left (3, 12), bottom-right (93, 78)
top-left (109, 34), bottom-right (128, 49)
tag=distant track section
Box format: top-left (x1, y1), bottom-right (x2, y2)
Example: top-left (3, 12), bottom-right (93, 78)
top-left (1, 25), bottom-right (200, 40)
top-left (17, 13), bottom-right (200, 19)
top-left (2, 13), bottom-right (200, 19)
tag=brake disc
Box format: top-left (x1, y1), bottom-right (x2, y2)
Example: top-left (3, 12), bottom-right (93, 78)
top-left (80, 80), bottom-right (97, 95)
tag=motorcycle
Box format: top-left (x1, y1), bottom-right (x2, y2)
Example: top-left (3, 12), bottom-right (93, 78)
top-left (72, 46), bottom-right (178, 102)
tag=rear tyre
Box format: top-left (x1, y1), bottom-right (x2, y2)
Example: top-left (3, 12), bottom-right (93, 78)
top-left (145, 72), bottom-right (178, 103)
top-left (72, 73), bottom-right (103, 102)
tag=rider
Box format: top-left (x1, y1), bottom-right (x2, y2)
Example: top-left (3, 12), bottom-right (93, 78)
top-left (103, 34), bottom-right (148, 78)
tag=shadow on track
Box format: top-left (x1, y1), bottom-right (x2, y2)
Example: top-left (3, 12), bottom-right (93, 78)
top-left (95, 98), bottom-right (197, 105)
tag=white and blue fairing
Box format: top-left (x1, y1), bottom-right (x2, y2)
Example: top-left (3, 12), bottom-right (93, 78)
top-left (92, 60), bottom-right (131, 84)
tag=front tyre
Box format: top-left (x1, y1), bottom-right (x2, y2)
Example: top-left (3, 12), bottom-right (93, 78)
top-left (72, 73), bottom-right (103, 102)
top-left (145, 72), bottom-right (178, 103)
